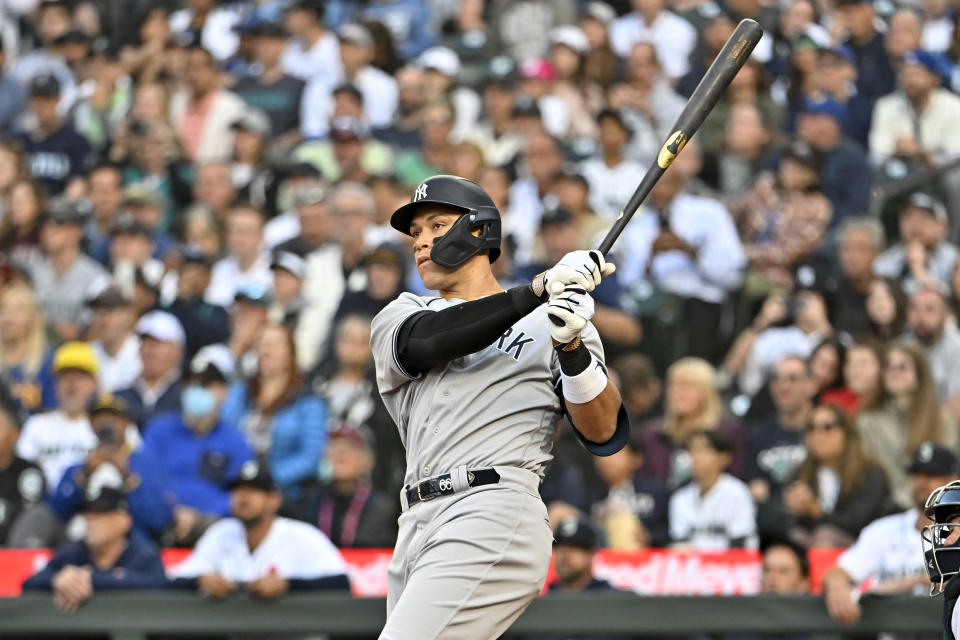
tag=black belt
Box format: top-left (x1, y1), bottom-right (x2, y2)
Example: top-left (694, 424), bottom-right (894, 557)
top-left (405, 468), bottom-right (501, 506)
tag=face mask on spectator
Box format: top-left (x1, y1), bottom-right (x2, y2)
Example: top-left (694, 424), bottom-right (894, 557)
top-left (182, 385), bottom-right (217, 422)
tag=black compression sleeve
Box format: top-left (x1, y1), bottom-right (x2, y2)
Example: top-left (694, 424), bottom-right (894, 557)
top-left (397, 285), bottom-right (542, 375)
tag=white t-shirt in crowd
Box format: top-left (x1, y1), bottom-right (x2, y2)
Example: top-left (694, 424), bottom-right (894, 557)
top-left (580, 156), bottom-right (649, 220)
top-left (669, 473), bottom-right (757, 550)
top-left (174, 517), bottom-right (348, 582)
top-left (609, 10), bottom-right (697, 79)
top-left (92, 334), bottom-right (142, 393)
top-left (16, 411), bottom-right (97, 489)
top-left (837, 508), bottom-right (927, 593)
top-left (205, 253), bottom-right (274, 308)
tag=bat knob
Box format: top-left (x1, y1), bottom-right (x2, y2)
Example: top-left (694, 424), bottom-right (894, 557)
top-left (549, 281), bottom-right (565, 296)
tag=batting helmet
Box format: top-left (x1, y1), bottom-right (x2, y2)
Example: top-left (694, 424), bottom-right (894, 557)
top-left (390, 175), bottom-right (501, 268)
top-left (923, 480), bottom-right (960, 594)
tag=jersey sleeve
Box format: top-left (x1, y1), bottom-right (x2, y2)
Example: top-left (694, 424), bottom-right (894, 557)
top-left (836, 518), bottom-right (886, 584)
top-left (171, 522), bottom-right (225, 578)
top-left (370, 293), bottom-right (431, 394)
top-left (283, 525), bottom-right (349, 579)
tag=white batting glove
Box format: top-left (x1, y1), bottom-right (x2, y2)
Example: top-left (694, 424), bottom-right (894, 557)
top-left (541, 250), bottom-right (616, 298)
top-left (547, 285), bottom-right (595, 344)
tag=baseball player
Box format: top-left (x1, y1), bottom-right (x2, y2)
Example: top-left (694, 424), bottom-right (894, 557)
top-left (922, 479), bottom-right (960, 638)
top-left (371, 175), bottom-right (630, 640)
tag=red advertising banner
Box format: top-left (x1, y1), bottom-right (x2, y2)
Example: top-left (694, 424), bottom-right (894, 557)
top-left (0, 547), bottom-right (843, 598)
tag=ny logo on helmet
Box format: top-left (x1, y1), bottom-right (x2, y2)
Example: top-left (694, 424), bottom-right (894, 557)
top-left (414, 183), bottom-right (428, 201)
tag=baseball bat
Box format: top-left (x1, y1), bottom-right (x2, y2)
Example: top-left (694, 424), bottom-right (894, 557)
top-left (548, 19), bottom-right (763, 296)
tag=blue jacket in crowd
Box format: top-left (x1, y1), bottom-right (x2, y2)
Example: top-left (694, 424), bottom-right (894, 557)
top-left (47, 450), bottom-right (174, 541)
top-left (221, 384), bottom-right (327, 499)
top-left (142, 411), bottom-right (253, 516)
top-left (116, 380), bottom-right (183, 431)
top-left (22, 534), bottom-right (168, 591)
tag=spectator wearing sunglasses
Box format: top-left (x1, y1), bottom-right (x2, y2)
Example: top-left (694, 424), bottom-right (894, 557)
top-left (785, 403), bottom-right (892, 547)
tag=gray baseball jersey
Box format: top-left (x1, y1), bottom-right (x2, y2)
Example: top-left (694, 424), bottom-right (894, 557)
top-left (371, 291), bottom-right (607, 487)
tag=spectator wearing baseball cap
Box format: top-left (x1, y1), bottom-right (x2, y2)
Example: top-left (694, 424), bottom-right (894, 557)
top-left (115, 311), bottom-right (186, 429)
top-left (88, 286), bottom-right (142, 393)
top-left (142, 348), bottom-right (253, 546)
top-left (23, 393), bottom-right (171, 548)
top-left (870, 50), bottom-right (960, 168)
top-left (835, 0), bottom-right (895, 103)
top-left (299, 425), bottom-right (397, 548)
top-left (30, 198), bottom-right (110, 343)
top-left (230, 110), bottom-right (283, 220)
top-left (873, 192), bottom-right (957, 297)
top-left (581, 109), bottom-right (647, 221)
top-left (822, 443), bottom-right (959, 623)
top-left (16, 342), bottom-right (102, 489)
top-left (416, 46), bottom-right (482, 143)
top-left (17, 72), bottom-right (92, 196)
top-left (168, 246), bottom-right (231, 361)
top-left (795, 94), bottom-right (872, 224)
top-left (22, 465), bottom-right (168, 610)
top-left (233, 22), bottom-right (305, 142)
top-left (547, 516), bottom-right (626, 604)
top-left (269, 251), bottom-right (308, 328)
top-left (172, 460), bottom-right (350, 597)
top-left (122, 183), bottom-right (176, 260)
top-left (817, 46), bottom-right (873, 147)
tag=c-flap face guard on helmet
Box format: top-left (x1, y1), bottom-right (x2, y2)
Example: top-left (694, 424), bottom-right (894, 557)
top-left (923, 480), bottom-right (960, 595)
top-left (429, 208), bottom-right (501, 268)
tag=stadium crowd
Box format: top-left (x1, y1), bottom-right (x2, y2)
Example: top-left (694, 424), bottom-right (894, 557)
top-left (0, 0), bottom-right (959, 623)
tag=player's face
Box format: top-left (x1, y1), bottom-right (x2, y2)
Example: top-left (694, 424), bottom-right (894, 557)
top-left (553, 545), bottom-right (595, 584)
top-left (409, 208), bottom-right (462, 289)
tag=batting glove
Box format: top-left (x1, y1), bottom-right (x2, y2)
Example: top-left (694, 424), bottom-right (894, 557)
top-left (547, 285), bottom-right (595, 344)
top-left (534, 250), bottom-right (615, 300)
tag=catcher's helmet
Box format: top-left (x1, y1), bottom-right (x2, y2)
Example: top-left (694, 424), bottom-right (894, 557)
top-left (390, 175), bottom-right (501, 268)
top-left (923, 480), bottom-right (960, 594)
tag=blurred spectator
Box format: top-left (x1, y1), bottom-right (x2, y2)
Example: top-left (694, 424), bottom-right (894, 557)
top-left (640, 358), bottom-right (745, 489)
top-left (508, 131), bottom-right (565, 262)
top-left (206, 204), bottom-right (272, 308)
top-left (870, 50), bottom-right (960, 166)
top-left (418, 46), bottom-right (481, 143)
top-left (809, 339), bottom-right (854, 410)
top-left (142, 348), bottom-right (252, 546)
top-left (280, 0), bottom-right (341, 87)
top-left (591, 434), bottom-right (669, 549)
top-left (169, 0), bottom-right (242, 62)
top-left (816, 46), bottom-right (873, 147)
top-left (786, 403), bottom-right (891, 547)
top-left (842, 340), bottom-right (885, 413)
top-left (229, 110), bottom-right (278, 218)
top-left (609, 0), bottom-right (696, 80)
top-left (486, 0), bottom-right (575, 64)
top-left (618, 160), bottom-right (745, 362)
top-left (609, 42), bottom-right (685, 167)
top-left (0, 282), bottom-right (57, 413)
top-left (611, 353), bottom-right (662, 424)
top-left (761, 537), bottom-right (810, 594)
top-left (302, 425), bottom-right (397, 547)
top-left (228, 283), bottom-right (271, 380)
top-left (732, 141), bottom-right (832, 289)
top-left (233, 22), bottom-right (305, 144)
top-left (21, 478), bottom-right (168, 612)
top-left (873, 193), bottom-right (957, 296)
top-left (905, 286), bottom-right (960, 420)
top-left (84, 163), bottom-right (125, 256)
top-left (31, 198), bottom-right (110, 342)
top-left (0, 388), bottom-right (45, 545)
top-left (269, 251), bottom-right (307, 327)
top-left (167, 247), bottom-right (231, 360)
top-left (170, 46), bottom-right (246, 163)
top-left (549, 25), bottom-right (602, 140)
top-left (832, 217), bottom-right (883, 336)
top-left (193, 161), bottom-right (237, 225)
top-left (19, 73), bottom-right (91, 196)
top-left (395, 100), bottom-right (453, 188)
top-left (836, 0), bottom-right (896, 103)
top-left (314, 314), bottom-right (403, 496)
top-left (17, 393), bottom-right (170, 548)
top-left (88, 287), bottom-right (141, 394)
top-left (468, 61), bottom-right (522, 167)
top-left (16, 341), bottom-right (101, 489)
top-left (171, 460), bottom-right (350, 597)
top-left (274, 182), bottom-right (331, 257)
top-left (221, 323), bottom-right (326, 501)
top-left (794, 95), bottom-right (872, 224)
top-left (580, 109), bottom-right (646, 220)
top-left (746, 356), bottom-right (814, 533)
top-left (116, 311), bottom-right (185, 429)
top-left (0, 39), bottom-right (26, 136)
top-left (526, 515), bottom-right (630, 640)
top-left (858, 341), bottom-right (956, 509)
top-left (725, 284), bottom-right (833, 398)
top-left (516, 58), bottom-right (571, 140)
top-left (669, 429), bottom-right (757, 550)
top-left (822, 443), bottom-right (958, 622)
top-left (703, 101), bottom-right (775, 201)
top-left (0, 177), bottom-right (45, 267)
top-left (864, 277), bottom-right (908, 341)
top-left (333, 244), bottom-right (407, 324)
